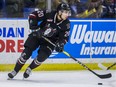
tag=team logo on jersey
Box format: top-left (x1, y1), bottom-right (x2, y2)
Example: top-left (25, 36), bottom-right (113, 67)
top-left (44, 27), bottom-right (56, 37)
top-left (44, 28), bottom-right (52, 36)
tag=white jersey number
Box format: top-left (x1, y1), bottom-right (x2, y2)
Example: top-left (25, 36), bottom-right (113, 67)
top-left (37, 10), bottom-right (44, 17)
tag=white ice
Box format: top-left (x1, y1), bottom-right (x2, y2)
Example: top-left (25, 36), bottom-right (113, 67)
top-left (0, 70), bottom-right (116, 87)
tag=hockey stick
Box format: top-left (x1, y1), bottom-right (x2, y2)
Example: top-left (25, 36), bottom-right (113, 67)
top-left (98, 63), bottom-right (116, 70)
top-left (76, 8), bottom-right (96, 18)
top-left (42, 36), bottom-right (112, 79)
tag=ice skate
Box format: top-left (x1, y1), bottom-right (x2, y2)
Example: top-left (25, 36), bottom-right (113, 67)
top-left (23, 67), bottom-right (32, 78)
top-left (8, 70), bottom-right (17, 79)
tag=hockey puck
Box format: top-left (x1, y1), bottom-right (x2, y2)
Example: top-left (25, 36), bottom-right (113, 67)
top-left (98, 83), bottom-right (103, 85)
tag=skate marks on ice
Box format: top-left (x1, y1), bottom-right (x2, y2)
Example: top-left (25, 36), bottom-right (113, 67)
top-left (0, 71), bottom-right (116, 87)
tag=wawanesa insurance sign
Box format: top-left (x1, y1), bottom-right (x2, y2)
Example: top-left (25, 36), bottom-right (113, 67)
top-left (49, 20), bottom-right (116, 59)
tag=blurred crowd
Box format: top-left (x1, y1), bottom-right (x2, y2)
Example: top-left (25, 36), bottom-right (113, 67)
top-left (0, 0), bottom-right (115, 18)
top-left (53, 0), bottom-right (116, 18)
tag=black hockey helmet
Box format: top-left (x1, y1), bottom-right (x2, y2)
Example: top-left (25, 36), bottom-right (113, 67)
top-left (57, 2), bottom-right (71, 12)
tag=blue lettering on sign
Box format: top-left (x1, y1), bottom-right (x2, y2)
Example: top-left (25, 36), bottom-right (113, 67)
top-left (0, 27), bottom-right (24, 37)
top-left (68, 20), bottom-right (116, 58)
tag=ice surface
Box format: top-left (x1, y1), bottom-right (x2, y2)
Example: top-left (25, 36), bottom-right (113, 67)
top-left (0, 70), bottom-right (116, 87)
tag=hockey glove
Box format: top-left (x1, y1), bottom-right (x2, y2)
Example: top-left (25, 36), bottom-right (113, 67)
top-left (55, 42), bottom-right (64, 52)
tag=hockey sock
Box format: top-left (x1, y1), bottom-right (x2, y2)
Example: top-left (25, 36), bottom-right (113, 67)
top-left (29, 58), bottom-right (42, 70)
top-left (14, 62), bottom-right (24, 72)
top-left (14, 56), bottom-right (27, 72)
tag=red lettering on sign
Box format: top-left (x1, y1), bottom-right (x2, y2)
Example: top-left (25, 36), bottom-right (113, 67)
top-left (0, 39), bottom-right (24, 52)
top-left (6, 40), bottom-right (15, 52)
top-left (0, 40), bottom-right (5, 52)
top-left (18, 40), bottom-right (24, 52)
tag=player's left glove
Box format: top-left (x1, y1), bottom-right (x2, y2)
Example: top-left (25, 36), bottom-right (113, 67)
top-left (55, 41), bottom-right (64, 52)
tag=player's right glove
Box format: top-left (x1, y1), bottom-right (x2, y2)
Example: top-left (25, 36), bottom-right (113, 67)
top-left (55, 42), bottom-right (64, 52)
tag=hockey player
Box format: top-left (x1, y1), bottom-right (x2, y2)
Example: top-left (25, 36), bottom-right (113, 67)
top-left (8, 2), bottom-right (71, 79)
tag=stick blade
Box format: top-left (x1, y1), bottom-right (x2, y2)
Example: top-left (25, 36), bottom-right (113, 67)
top-left (97, 73), bottom-right (112, 79)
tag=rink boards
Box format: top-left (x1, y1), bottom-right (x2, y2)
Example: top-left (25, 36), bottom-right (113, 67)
top-left (0, 19), bottom-right (116, 65)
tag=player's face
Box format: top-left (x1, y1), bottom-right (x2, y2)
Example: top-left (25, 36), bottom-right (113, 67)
top-left (60, 10), bottom-right (70, 20)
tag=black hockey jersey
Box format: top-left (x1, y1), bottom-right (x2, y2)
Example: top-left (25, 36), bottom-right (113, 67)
top-left (28, 9), bottom-right (70, 44)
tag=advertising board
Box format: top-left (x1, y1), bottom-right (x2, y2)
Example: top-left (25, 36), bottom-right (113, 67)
top-left (0, 19), bottom-right (115, 64)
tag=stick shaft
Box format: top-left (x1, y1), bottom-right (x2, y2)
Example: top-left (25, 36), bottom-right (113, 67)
top-left (107, 63), bottom-right (116, 70)
top-left (42, 36), bottom-right (112, 79)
